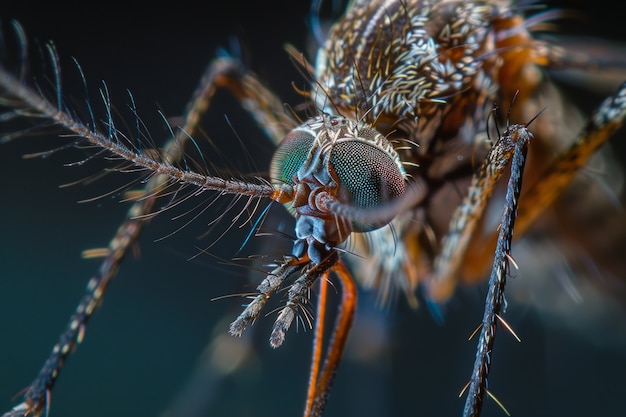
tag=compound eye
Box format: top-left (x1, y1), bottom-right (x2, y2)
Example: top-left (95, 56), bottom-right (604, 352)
top-left (330, 140), bottom-right (406, 232)
top-left (270, 130), bottom-right (315, 185)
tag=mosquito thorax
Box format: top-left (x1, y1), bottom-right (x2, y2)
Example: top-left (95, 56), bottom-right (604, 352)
top-left (270, 114), bottom-right (407, 263)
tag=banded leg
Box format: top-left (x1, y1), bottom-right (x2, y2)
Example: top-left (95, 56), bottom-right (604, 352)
top-left (199, 55), bottom-right (298, 146)
top-left (432, 83), bottom-right (626, 417)
top-left (123, 57), bottom-right (303, 417)
top-left (1, 50), bottom-right (226, 417)
top-left (461, 124), bottom-right (530, 417)
top-left (428, 115), bottom-right (531, 302)
top-left (0, 43), bottom-right (295, 416)
top-left (514, 82), bottom-right (626, 235)
top-left (429, 82), bottom-right (626, 302)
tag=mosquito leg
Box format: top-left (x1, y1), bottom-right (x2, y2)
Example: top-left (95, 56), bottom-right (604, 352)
top-left (429, 75), bottom-right (626, 417)
top-left (141, 56), bottom-right (303, 416)
top-left (514, 82), bottom-right (626, 235)
top-left (464, 81), bottom-right (626, 272)
top-left (428, 119), bottom-right (532, 301)
top-left (3, 111), bottom-right (186, 417)
top-left (533, 38), bottom-right (626, 74)
top-left (1, 51), bottom-right (272, 417)
top-left (461, 124), bottom-right (530, 417)
top-left (195, 55), bottom-right (297, 145)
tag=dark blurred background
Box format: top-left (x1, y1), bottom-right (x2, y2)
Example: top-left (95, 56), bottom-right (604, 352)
top-left (0, 1), bottom-right (625, 417)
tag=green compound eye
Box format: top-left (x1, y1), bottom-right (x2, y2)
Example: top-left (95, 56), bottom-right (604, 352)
top-left (270, 130), bottom-right (315, 185)
top-left (330, 140), bottom-right (406, 232)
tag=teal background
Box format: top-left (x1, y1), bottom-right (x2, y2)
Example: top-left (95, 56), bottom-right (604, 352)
top-left (1, 2), bottom-right (625, 417)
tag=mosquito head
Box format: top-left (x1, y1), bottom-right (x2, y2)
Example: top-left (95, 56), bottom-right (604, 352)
top-left (270, 113), bottom-right (407, 263)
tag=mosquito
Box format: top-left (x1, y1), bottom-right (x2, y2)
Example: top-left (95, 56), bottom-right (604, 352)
top-left (1, 1), bottom-right (625, 417)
